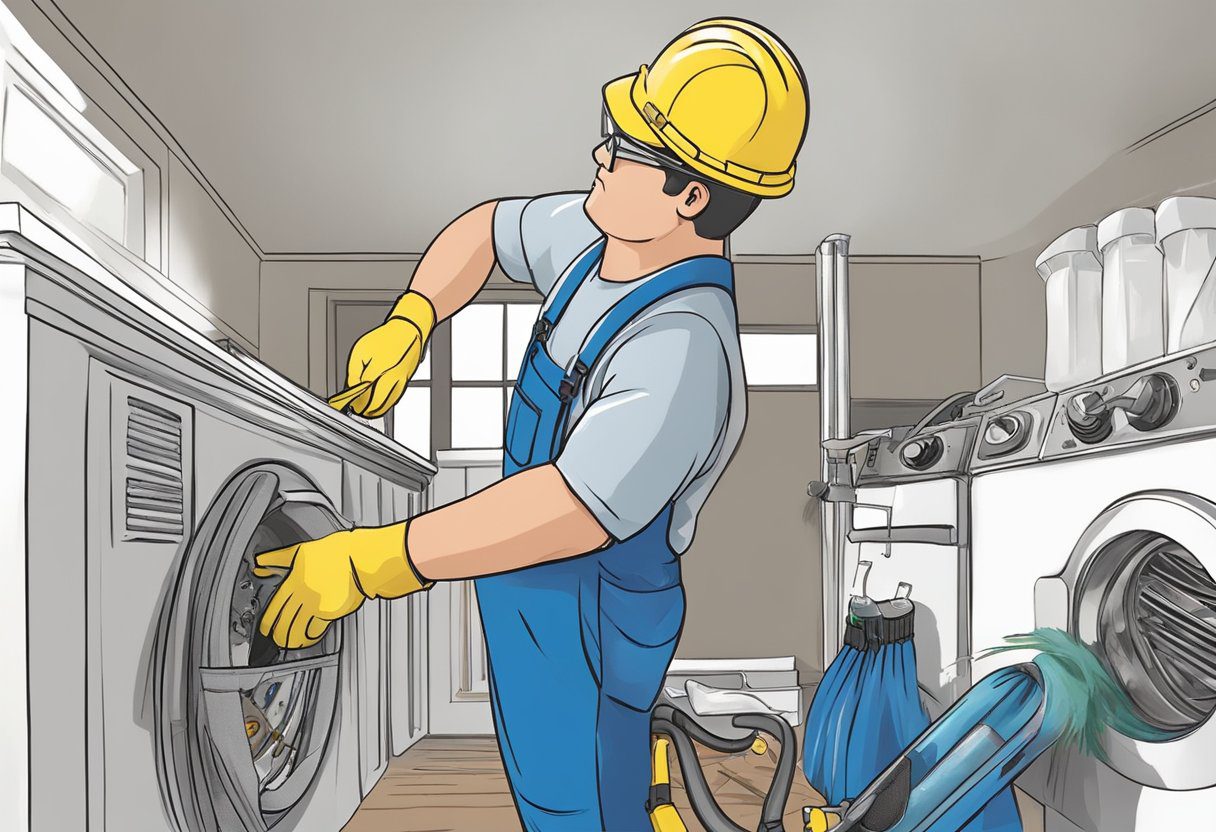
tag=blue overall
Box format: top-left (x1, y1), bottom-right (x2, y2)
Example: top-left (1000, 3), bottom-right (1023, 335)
top-left (474, 240), bottom-right (734, 831)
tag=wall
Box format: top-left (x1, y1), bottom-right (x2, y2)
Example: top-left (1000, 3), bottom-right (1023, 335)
top-left (5, 0), bottom-right (261, 350)
top-left (677, 254), bottom-right (981, 675)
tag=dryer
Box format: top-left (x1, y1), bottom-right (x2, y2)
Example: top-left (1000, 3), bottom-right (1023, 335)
top-left (971, 343), bottom-right (1216, 830)
top-left (6, 205), bottom-right (435, 831)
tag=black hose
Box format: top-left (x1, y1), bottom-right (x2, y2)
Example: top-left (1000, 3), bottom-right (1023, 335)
top-left (732, 713), bottom-right (797, 832)
top-left (651, 706), bottom-right (798, 832)
top-left (651, 717), bottom-right (748, 832)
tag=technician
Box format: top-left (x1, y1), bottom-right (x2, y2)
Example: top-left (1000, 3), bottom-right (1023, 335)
top-left (256, 17), bottom-right (809, 830)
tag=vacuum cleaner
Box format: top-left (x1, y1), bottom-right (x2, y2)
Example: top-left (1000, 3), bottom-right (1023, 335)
top-left (650, 628), bottom-right (1170, 832)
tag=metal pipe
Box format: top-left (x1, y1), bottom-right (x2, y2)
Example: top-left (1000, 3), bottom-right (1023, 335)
top-left (816, 233), bottom-right (852, 668)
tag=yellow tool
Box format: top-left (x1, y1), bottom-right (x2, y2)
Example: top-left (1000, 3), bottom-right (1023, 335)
top-left (326, 380), bottom-right (373, 413)
top-left (647, 737), bottom-right (687, 832)
top-left (804, 807), bottom-right (843, 832)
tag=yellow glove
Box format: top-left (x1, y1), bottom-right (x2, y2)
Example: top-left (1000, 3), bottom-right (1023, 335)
top-left (253, 521), bottom-right (433, 649)
top-left (343, 291), bottom-right (436, 418)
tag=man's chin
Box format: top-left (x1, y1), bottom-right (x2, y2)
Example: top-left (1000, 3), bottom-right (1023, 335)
top-left (582, 191), bottom-right (608, 235)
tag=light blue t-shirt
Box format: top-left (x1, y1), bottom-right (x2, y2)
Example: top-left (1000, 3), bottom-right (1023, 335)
top-left (492, 192), bottom-right (747, 554)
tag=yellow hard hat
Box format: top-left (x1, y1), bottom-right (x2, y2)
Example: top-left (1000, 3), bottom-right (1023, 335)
top-left (603, 18), bottom-right (808, 198)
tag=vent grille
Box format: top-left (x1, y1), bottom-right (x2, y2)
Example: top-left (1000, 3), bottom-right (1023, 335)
top-left (125, 396), bottom-right (184, 540)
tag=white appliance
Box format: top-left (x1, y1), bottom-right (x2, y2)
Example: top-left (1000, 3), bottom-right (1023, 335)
top-left (971, 342), bottom-right (1216, 831)
top-left (3, 205), bottom-right (435, 831)
top-left (1098, 207), bottom-right (1163, 374)
top-left (1037, 225), bottom-right (1103, 392)
top-left (827, 377), bottom-right (1052, 717)
top-left (1156, 196), bottom-right (1216, 352)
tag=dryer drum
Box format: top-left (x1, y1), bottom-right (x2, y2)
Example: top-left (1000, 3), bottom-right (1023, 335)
top-left (154, 462), bottom-right (351, 832)
top-left (1075, 531), bottom-right (1216, 732)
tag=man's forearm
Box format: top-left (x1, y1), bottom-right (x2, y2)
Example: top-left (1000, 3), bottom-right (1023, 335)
top-left (407, 464), bottom-right (611, 580)
top-left (407, 200), bottom-right (499, 322)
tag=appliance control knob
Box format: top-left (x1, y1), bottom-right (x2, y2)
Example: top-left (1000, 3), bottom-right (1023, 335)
top-left (979, 411), bottom-right (1031, 458)
top-left (1066, 391), bottom-right (1114, 444)
top-left (1125, 373), bottom-right (1179, 432)
top-left (900, 434), bottom-right (944, 470)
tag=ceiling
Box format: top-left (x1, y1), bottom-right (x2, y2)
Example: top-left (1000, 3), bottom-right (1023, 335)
top-left (47, 0), bottom-right (1216, 256)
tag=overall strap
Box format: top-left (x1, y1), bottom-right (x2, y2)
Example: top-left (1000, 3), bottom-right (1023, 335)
top-left (558, 255), bottom-right (734, 402)
top-left (532, 239), bottom-right (606, 343)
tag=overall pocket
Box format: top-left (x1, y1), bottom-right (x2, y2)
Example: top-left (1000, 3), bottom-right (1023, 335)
top-left (597, 574), bottom-right (685, 711)
top-left (504, 388), bottom-right (541, 469)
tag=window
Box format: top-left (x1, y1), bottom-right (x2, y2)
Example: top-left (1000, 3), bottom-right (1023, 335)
top-left (449, 301), bottom-right (541, 448)
top-left (740, 329), bottom-right (818, 389)
top-left (390, 348), bottom-right (432, 457)
top-left (0, 2), bottom-right (144, 251)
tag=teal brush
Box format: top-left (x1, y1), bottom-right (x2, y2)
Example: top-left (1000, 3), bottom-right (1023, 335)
top-left (978, 627), bottom-right (1176, 762)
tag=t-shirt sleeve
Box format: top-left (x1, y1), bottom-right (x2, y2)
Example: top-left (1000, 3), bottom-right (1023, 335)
top-left (492, 192), bottom-right (599, 297)
top-left (554, 311), bottom-right (731, 543)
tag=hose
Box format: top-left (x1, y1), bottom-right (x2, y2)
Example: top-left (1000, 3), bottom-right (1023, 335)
top-left (651, 705), bottom-right (798, 832)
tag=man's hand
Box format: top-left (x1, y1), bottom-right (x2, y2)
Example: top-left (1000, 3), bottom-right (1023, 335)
top-left (344, 292), bottom-right (436, 418)
top-left (254, 522), bottom-right (431, 649)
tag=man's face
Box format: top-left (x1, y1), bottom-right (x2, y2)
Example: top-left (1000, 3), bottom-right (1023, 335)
top-left (584, 140), bottom-right (687, 243)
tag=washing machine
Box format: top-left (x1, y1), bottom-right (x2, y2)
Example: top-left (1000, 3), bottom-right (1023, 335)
top-left (12, 209), bottom-right (434, 832)
top-left (838, 376), bottom-right (1050, 716)
top-left (971, 344), bottom-right (1216, 830)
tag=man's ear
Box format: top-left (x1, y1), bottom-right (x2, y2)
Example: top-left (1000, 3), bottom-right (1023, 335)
top-left (675, 182), bottom-right (710, 221)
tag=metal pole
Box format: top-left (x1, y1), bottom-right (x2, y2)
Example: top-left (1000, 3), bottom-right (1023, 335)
top-left (815, 233), bottom-right (852, 668)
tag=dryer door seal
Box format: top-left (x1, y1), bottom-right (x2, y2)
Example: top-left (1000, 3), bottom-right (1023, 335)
top-left (156, 462), bottom-right (349, 832)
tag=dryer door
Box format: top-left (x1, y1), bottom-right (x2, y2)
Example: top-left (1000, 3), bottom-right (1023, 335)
top-left (1039, 490), bottom-right (1216, 790)
top-left (157, 462), bottom-right (352, 832)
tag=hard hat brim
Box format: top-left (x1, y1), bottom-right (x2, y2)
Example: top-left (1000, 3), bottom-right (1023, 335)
top-left (603, 73), bottom-right (665, 150)
top-left (604, 69), bottom-right (794, 198)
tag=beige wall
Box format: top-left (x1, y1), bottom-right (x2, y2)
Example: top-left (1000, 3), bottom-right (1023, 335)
top-left (980, 247), bottom-right (1047, 381)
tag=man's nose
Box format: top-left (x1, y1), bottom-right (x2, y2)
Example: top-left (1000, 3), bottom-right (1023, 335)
top-left (592, 140), bottom-right (611, 169)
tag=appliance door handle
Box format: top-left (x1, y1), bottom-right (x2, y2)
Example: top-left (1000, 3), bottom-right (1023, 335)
top-left (848, 525), bottom-right (958, 546)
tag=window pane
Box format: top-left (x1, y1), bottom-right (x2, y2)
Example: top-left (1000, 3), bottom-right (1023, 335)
top-left (740, 333), bottom-right (818, 386)
top-left (392, 387), bottom-right (431, 457)
top-left (451, 387), bottom-right (504, 448)
top-left (452, 303), bottom-right (504, 381)
top-left (414, 345), bottom-right (431, 381)
top-left (3, 87), bottom-right (127, 242)
top-left (506, 303), bottom-right (542, 378)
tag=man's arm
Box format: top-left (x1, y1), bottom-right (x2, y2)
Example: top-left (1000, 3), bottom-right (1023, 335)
top-left (408, 200), bottom-right (498, 321)
top-left (407, 464), bottom-right (611, 580)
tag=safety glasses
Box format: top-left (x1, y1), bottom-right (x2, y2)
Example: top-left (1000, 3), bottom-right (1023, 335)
top-left (599, 107), bottom-right (683, 173)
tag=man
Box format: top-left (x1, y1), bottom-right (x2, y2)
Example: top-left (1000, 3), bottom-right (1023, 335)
top-left (255, 17), bottom-right (808, 830)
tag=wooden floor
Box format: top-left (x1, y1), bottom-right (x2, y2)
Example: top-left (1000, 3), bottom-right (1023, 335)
top-left (342, 728), bottom-right (826, 831)
top-left (341, 730), bottom-right (1047, 831)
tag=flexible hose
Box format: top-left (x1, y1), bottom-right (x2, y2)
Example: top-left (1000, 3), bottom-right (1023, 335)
top-left (651, 717), bottom-right (748, 832)
top-left (733, 713), bottom-right (797, 832)
top-left (651, 706), bottom-right (798, 832)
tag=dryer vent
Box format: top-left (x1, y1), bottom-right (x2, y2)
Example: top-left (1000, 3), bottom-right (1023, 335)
top-left (124, 395), bottom-right (184, 541)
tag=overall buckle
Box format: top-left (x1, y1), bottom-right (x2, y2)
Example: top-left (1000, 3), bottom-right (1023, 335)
top-left (532, 318), bottom-right (553, 343)
top-left (558, 360), bottom-right (589, 403)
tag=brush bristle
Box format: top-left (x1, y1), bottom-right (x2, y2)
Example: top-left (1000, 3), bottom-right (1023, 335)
top-left (978, 628), bottom-right (1174, 761)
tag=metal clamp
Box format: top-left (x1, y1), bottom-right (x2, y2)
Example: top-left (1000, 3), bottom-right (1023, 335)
top-left (532, 318), bottom-right (553, 343)
top-left (558, 360), bottom-right (590, 403)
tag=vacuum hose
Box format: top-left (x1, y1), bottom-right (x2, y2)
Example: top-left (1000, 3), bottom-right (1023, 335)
top-left (651, 704), bottom-right (797, 832)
